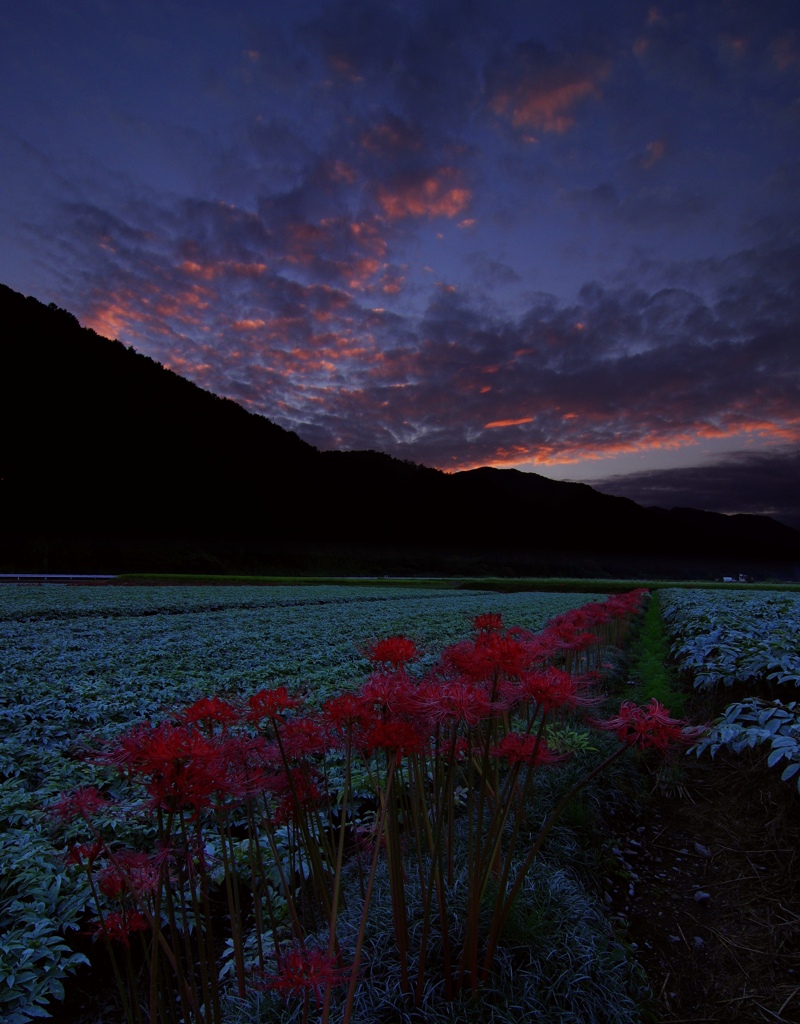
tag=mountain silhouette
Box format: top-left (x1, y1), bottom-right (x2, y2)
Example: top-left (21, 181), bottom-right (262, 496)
top-left (2, 282), bottom-right (798, 576)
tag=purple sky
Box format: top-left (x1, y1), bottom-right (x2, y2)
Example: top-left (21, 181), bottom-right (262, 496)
top-left (2, 0), bottom-right (800, 525)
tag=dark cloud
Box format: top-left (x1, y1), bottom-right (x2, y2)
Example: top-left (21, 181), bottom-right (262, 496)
top-left (590, 447), bottom-right (800, 529)
top-left (566, 182), bottom-right (713, 228)
top-left (465, 252), bottom-right (522, 287)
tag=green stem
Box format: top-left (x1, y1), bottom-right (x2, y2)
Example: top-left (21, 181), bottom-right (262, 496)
top-left (481, 742), bottom-right (628, 979)
top-left (342, 754), bottom-right (397, 1024)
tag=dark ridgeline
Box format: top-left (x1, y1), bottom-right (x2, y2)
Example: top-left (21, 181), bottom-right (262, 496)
top-left (2, 282), bottom-right (798, 576)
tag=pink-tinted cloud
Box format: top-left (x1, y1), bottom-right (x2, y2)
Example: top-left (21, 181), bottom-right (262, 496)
top-left (488, 48), bottom-right (609, 135)
top-left (80, 242), bottom-right (800, 478)
top-left (376, 168), bottom-right (471, 220)
top-left (361, 117), bottom-right (423, 155)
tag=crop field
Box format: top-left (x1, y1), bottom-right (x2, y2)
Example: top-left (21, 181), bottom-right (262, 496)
top-left (7, 583), bottom-right (800, 1023)
top-left (1, 585), bottom-right (593, 761)
top-left (659, 588), bottom-right (800, 793)
top-left (5, 584), bottom-right (642, 1024)
top-left (659, 588), bottom-right (800, 693)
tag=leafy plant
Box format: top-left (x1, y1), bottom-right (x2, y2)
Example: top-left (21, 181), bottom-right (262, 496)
top-left (690, 698), bottom-right (800, 791)
top-left (659, 589), bottom-right (800, 694)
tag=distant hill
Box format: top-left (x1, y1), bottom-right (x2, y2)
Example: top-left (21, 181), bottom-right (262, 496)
top-left (2, 282), bottom-right (798, 576)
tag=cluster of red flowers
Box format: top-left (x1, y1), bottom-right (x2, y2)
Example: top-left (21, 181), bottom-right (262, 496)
top-left (55, 591), bottom-right (664, 834)
top-left (593, 698), bottom-right (700, 751)
top-left (490, 732), bottom-right (565, 767)
top-left (261, 945), bottom-right (346, 1003)
top-left (49, 588), bottom-right (706, 1016)
top-left (52, 786), bottom-right (110, 822)
top-left (91, 908), bottom-right (149, 948)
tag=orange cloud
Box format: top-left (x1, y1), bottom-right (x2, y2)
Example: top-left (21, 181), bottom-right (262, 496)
top-left (490, 60), bottom-right (609, 134)
top-left (180, 260), bottom-right (267, 280)
top-left (281, 216), bottom-right (387, 289)
top-left (232, 319), bottom-right (266, 331)
top-left (484, 416), bottom-right (535, 429)
top-left (376, 168), bottom-right (471, 220)
top-left (380, 271), bottom-right (405, 294)
top-left (327, 160), bottom-right (357, 184)
top-left (446, 415), bottom-right (800, 474)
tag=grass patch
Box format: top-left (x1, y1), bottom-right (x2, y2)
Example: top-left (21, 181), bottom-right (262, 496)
top-left (113, 574), bottom-right (800, 592)
top-left (626, 592), bottom-right (686, 715)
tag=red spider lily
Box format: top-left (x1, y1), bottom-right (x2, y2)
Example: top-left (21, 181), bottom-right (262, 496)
top-left (104, 722), bottom-right (223, 813)
top-left (604, 590), bottom-right (649, 617)
top-left (267, 766), bottom-right (323, 825)
top-left (490, 733), bottom-right (565, 767)
top-left (353, 821), bottom-right (385, 856)
top-left (98, 850), bottom-right (161, 899)
top-left (546, 621), bottom-right (598, 651)
top-left (473, 612), bottom-right (504, 633)
top-left (91, 909), bottom-right (150, 948)
top-left (279, 716), bottom-right (330, 760)
top-left (565, 603), bottom-right (610, 630)
top-left (421, 680), bottom-right (498, 726)
top-left (119, 849), bottom-right (161, 895)
top-left (262, 945), bottom-right (347, 1004)
top-left (246, 686), bottom-right (302, 723)
top-left (512, 667), bottom-right (602, 713)
top-left (439, 735), bottom-right (470, 764)
top-left (364, 635), bottom-right (419, 668)
top-left (446, 631), bottom-right (527, 681)
top-left (321, 692), bottom-right (374, 739)
top-left (593, 699), bottom-right (697, 751)
top-left (65, 840), bottom-right (105, 868)
top-left (358, 671), bottom-right (416, 717)
top-left (519, 629), bottom-right (562, 664)
top-left (215, 733), bottom-right (274, 798)
top-left (51, 787), bottom-right (111, 822)
top-left (357, 719), bottom-right (427, 761)
top-left (98, 863), bottom-right (128, 900)
top-left (179, 695), bottom-right (240, 729)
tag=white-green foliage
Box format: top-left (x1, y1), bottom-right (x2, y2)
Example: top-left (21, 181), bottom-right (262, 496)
top-left (690, 698), bottom-right (800, 793)
top-left (0, 586), bottom-right (590, 777)
top-left (659, 588), bottom-right (800, 691)
top-left (0, 781), bottom-right (91, 1023)
top-left (659, 588), bottom-right (800, 793)
top-left (0, 584), bottom-right (593, 1021)
top-left (239, 853), bottom-right (646, 1024)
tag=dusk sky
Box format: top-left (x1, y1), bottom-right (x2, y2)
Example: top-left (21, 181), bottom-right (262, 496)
top-left (2, 0), bottom-right (800, 525)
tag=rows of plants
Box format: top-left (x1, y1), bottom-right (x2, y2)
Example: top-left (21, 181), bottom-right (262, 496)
top-left (0, 586), bottom-right (609, 1022)
top-left (0, 586), bottom-right (696, 1023)
top-left (1, 587), bottom-right (591, 771)
top-left (658, 588), bottom-right (800, 793)
top-left (43, 589), bottom-right (687, 1024)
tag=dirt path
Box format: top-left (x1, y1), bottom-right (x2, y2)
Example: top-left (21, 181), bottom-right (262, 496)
top-left (598, 749), bottom-right (800, 1023)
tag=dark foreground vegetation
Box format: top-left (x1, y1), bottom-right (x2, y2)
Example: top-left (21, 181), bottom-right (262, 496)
top-left (3, 283), bottom-right (799, 581)
top-left (3, 582), bottom-right (799, 1022)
